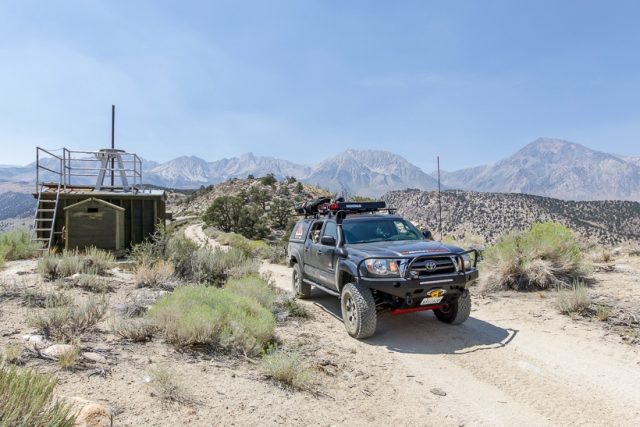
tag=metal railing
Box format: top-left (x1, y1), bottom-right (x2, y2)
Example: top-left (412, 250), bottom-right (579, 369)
top-left (35, 147), bottom-right (143, 193)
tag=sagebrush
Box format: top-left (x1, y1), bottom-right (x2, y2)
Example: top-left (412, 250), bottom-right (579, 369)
top-left (260, 349), bottom-right (313, 389)
top-left (0, 365), bottom-right (75, 426)
top-left (481, 222), bottom-right (588, 291)
top-left (28, 295), bottom-right (108, 342)
top-left (148, 286), bottom-right (275, 355)
top-left (38, 248), bottom-right (115, 280)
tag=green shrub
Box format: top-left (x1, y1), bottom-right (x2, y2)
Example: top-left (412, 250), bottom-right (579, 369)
top-left (165, 234), bottom-right (200, 278)
top-left (37, 248), bottom-right (115, 280)
top-left (0, 365), bottom-right (75, 426)
top-left (260, 349), bottom-right (312, 389)
top-left (557, 281), bottom-right (591, 315)
top-left (482, 222), bottom-right (587, 291)
top-left (225, 275), bottom-right (276, 311)
top-left (148, 286), bottom-right (275, 355)
top-left (0, 229), bottom-right (38, 261)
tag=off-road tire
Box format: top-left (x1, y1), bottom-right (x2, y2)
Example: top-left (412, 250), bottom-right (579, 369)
top-left (434, 290), bottom-right (471, 325)
top-left (292, 263), bottom-right (311, 299)
top-left (341, 282), bottom-right (377, 339)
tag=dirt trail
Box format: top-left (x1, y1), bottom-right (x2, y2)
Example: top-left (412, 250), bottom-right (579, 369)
top-left (188, 224), bottom-right (640, 426)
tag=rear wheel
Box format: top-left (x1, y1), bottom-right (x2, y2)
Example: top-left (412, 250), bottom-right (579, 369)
top-left (434, 290), bottom-right (471, 325)
top-left (292, 263), bottom-right (311, 299)
top-left (341, 282), bottom-right (377, 339)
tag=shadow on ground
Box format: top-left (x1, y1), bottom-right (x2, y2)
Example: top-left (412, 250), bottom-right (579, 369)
top-left (309, 289), bottom-right (517, 355)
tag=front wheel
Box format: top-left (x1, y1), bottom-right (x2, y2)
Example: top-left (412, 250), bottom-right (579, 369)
top-left (292, 263), bottom-right (311, 299)
top-left (341, 283), bottom-right (377, 339)
top-left (434, 290), bottom-right (471, 325)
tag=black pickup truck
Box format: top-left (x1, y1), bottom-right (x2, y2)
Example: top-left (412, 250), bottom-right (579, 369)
top-left (287, 200), bottom-right (479, 338)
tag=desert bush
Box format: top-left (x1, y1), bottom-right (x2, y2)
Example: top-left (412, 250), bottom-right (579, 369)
top-left (557, 281), bottom-right (591, 315)
top-left (147, 366), bottom-right (192, 404)
top-left (0, 229), bottom-right (38, 261)
top-left (148, 286), bottom-right (275, 355)
top-left (188, 246), bottom-right (257, 285)
top-left (482, 222), bottom-right (587, 291)
top-left (1, 344), bottom-right (24, 365)
top-left (112, 317), bottom-right (157, 342)
top-left (225, 275), bottom-right (276, 311)
top-left (135, 260), bottom-right (175, 289)
top-left (64, 274), bottom-right (113, 293)
top-left (0, 365), bottom-right (75, 426)
top-left (260, 349), bottom-right (312, 389)
top-left (165, 234), bottom-right (200, 278)
top-left (265, 244), bottom-right (287, 265)
top-left (276, 297), bottom-right (310, 319)
top-left (38, 248), bottom-right (115, 280)
top-left (28, 296), bottom-right (108, 342)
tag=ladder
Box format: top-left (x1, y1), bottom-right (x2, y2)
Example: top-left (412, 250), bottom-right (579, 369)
top-left (32, 182), bottom-right (62, 252)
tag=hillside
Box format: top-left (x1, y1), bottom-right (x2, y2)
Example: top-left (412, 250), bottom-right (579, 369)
top-left (170, 177), bottom-right (329, 218)
top-left (383, 189), bottom-right (640, 245)
top-left (437, 138), bottom-right (640, 201)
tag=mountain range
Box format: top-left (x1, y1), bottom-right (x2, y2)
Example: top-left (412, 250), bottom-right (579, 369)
top-left (1, 138), bottom-right (638, 200)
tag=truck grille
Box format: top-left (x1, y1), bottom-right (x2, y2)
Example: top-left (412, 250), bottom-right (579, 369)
top-left (410, 257), bottom-right (456, 277)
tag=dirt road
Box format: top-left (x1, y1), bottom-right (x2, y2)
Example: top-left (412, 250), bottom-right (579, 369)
top-left (189, 224), bottom-right (640, 426)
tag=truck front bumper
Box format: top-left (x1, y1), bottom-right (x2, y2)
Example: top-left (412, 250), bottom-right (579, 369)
top-left (359, 269), bottom-right (478, 299)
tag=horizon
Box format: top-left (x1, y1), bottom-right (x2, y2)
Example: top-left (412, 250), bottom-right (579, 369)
top-left (0, 136), bottom-right (636, 172)
top-left (2, 1), bottom-right (640, 172)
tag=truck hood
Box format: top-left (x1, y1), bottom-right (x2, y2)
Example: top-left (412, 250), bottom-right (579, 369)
top-left (346, 240), bottom-right (463, 258)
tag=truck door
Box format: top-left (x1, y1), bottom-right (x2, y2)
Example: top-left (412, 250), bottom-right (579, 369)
top-left (303, 220), bottom-right (323, 281)
top-left (316, 220), bottom-right (339, 290)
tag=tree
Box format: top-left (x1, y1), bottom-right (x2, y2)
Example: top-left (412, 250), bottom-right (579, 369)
top-left (203, 196), bottom-right (243, 232)
top-left (294, 182), bottom-right (304, 194)
top-left (248, 185), bottom-right (271, 210)
top-left (237, 203), bottom-right (270, 239)
top-left (260, 173), bottom-right (277, 186)
top-left (269, 198), bottom-right (293, 229)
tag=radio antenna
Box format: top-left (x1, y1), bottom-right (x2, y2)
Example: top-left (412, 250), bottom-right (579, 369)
top-left (437, 155), bottom-right (442, 241)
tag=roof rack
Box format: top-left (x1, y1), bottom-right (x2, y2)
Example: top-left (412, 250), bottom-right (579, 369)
top-left (295, 197), bottom-right (397, 221)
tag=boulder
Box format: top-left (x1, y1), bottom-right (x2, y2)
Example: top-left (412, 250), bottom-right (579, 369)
top-left (41, 344), bottom-right (76, 358)
top-left (74, 401), bottom-right (112, 427)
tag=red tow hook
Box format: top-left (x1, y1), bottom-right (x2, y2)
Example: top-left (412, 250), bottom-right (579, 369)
top-left (390, 304), bottom-right (443, 315)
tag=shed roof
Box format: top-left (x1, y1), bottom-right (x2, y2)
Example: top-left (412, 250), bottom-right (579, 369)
top-left (63, 197), bottom-right (126, 212)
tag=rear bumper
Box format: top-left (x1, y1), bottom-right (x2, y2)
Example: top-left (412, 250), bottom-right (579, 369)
top-left (358, 269), bottom-right (478, 299)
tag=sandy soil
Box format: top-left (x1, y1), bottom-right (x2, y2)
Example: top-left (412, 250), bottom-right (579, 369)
top-left (1, 227), bottom-right (639, 426)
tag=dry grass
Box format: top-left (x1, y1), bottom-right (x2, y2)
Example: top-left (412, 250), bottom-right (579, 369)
top-left (112, 317), bottom-right (157, 342)
top-left (56, 345), bottom-right (80, 370)
top-left (260, 349), bottom-right (313, 390)
top-left (28, 295), bottom-right (108, 342)
top-left (147, 366), bottom-right (192, 404)
top-left (1, 344), bottom-right (24, 365)
top-left (38, 247), bottom-right (115, 280)
top-left (557, 281), bottom-right (591, 315)
top-left (482, 222), bottom-right (588, 291)
top-left (64, 274), bottom-right (114, 293)
top-left (0, 365), bottom-right (75, 426)
top-left (135, 260), bottom-right (175, 289)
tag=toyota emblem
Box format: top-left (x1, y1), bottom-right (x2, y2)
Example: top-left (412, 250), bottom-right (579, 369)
top-left (424, 260), bottom-right (437, 271)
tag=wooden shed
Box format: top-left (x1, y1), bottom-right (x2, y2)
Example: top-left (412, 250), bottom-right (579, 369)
top-left (64, 198), bottom-right (125, 252)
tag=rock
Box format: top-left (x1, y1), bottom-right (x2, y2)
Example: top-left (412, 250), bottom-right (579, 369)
top-left (73, 401), bottom-right (112, 427)
top-left (42, 344), bottom-right (76, 358)
top-left (430, 387), bottom-right (447, 397)
top-left (82, 352), bottom-right (107, 364)
top-left (22, 334), bottom-right (49, 349)
top-left (614, 263), bottom-right (633, 273)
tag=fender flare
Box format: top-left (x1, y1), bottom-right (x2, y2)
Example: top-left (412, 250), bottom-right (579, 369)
top-left (336, 260), bottom-right (359, 293)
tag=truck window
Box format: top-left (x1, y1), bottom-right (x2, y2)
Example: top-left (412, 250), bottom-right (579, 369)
top-left (322, 221), bottom-right (337, 240)
top-left (308, 221), bottom-right (323, 243)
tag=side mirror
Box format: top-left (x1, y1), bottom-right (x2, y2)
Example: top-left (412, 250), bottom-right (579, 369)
top-left (320, 235), bottom-right (336, 246)
top-left (422, 230), bottom-right (433, 240)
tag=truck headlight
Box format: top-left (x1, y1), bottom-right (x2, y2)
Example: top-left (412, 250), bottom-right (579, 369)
top-left (461, 254), bottom-right (471, 270)
top-left (365, 259), bottom-right (401, 276)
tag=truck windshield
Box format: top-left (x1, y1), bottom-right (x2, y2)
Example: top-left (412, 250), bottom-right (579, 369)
top-left (342, 218), bottom-right (423, 244)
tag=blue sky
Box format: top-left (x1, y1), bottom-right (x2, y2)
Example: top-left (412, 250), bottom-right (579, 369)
top-left (1, 1), bottom-right (639, 172)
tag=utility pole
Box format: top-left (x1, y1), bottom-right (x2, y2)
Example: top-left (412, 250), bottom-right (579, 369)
top-left (111, 105), bottom-right (115, 187)
top-left (437, 156), bottom-right (442, 241)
